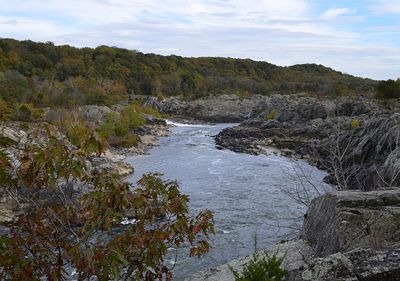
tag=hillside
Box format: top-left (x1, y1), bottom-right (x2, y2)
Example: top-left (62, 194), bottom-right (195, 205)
top-left (0, 38), bottom-right (377, 111)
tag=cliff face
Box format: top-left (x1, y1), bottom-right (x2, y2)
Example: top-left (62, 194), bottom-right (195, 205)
top-left (187, 189), bottom-right (400, 281)
top-left (213, 95), bottom-right (400, 191)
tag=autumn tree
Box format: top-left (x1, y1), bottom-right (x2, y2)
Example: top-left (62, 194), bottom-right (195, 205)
top-left (0, 125), bottom-right (214, 280)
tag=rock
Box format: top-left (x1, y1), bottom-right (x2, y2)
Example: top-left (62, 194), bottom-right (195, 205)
top-left (145, 95), bottom-right (268, 123)
top-left (0, 123), bottom-right (28, 145)
top-left (184, 95), bottom-right (266, 122)
top-left (78, 105), bottom-right (113, 123)
top-left (304, 189), bottom-right (400, 257)
top-left (144, 97), bottom-right (186, 115)
top-left (319, 113), bottom-right (400, 190)
top-left (215, 95), bottom-right (400, 190)
top-left (188, 189), bottom-right (400, 281)
top-left (90, 150), bottom-right (134, 176)
top-left (300, 252), bottom-right (357, 281)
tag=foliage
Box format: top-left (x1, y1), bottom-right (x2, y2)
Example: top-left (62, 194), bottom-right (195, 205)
top-left (14, 103), bottom-right (43, 122)
top-left (0, 125), bottom-right (214, 280)
top-left (0, 98), bottom-right (14, 121)
top-left (0, 38), bottom-right (377, 107)
top-left (97, 105), bottom-right (147, 148)
top-left (376, 79), bottom-right (400, 99)
top-left (128, 103), bottom-right (166, 118)
top-left (351, 118), bottom-right (361, 129)
top-left (230, 237), bottom-right (286, 281)
top-left (121, 105), bottom-right (147, 129)
top-left (266, 110), bottom-right (278, 120)
top-left (109, 134), bottom-right (140, 148)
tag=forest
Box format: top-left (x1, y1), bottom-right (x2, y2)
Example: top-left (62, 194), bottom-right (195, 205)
top-left (0, 38), bottom-right (377, 114)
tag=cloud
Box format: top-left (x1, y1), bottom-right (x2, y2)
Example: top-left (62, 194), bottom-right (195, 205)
top-left (319, 8), bottom-right (355, 20)
top-left (0, 0), bottom-right (398, 79)
top-left (0, 16), bottom-right (60, 39)
top-left (369, 0), bottom-right (400, 14)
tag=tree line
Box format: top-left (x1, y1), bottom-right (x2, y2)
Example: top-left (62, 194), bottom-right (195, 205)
top-left (0, 38), bottom-right (378, 111)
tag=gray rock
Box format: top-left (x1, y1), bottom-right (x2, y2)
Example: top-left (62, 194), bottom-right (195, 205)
top-left (188, 190), bottom-right (400, 281)
top-left (79, 105), bottom-right (113, 122)
top-left (303, 189), bottom-right (400, 257)
top-left (144, 97), bottom-right (186, 115)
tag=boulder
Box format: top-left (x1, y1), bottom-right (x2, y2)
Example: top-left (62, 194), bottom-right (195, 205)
top-left (303, 189), bottom-right (400, 257)
top-left (144, 97), bottom-right (186, 115)
top-left (79, 105), bottom-right (113, 122)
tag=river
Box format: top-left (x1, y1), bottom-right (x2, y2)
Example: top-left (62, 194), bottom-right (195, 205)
top-left (125, 122), bottom-right (330, 280)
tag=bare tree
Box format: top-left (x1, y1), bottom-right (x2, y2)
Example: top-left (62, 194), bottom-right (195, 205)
top-left (376, 127), bottom-right (400, 188)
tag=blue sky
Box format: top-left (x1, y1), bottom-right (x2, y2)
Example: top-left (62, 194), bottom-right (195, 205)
top-left (0, 0), bottom-right (399, 80)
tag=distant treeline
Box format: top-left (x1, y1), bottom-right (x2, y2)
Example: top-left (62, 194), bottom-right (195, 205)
top-left (0, 38), bottom-right (378, 110)
top-left (376, 79), bottom-right (400, 99)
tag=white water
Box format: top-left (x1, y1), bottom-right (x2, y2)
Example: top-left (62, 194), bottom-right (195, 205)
top-left (125, 122), bottom-right (330, 280)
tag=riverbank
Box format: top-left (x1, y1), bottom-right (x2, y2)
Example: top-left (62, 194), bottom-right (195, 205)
top-left (0, 107), bottom-right (172, 224)
top-left (187, 188), bottom-right (400, 281)
top-left (144, 94), bottom-right (400, 280)
top-left (212, 95), bottom-right (400, 191)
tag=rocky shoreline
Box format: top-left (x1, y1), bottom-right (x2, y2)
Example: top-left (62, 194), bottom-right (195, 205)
top-left (212, 95), bottom-right (400, 191)
top-left (0, 108), bottom-right (172, 224)
top-left (146, 94), bottom-right (400, 280)
top-left (187, 188), bottom-right (400, 281)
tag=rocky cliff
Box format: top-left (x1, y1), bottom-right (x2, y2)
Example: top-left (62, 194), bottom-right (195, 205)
top-left (214, 95), bottom-right (400, 190)
top-left (187, 189), bottom-right (400, 281)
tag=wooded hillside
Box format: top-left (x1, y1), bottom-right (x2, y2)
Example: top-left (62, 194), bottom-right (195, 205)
top-left (0, 38), bottom-right (377, 108)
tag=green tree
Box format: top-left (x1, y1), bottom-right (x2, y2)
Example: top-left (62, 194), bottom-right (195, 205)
top-left (376, 79), bottom-right (400, 99)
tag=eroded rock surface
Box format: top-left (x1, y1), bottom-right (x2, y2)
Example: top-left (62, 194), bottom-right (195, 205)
top-left (187, 189), bottom-right (400, 281)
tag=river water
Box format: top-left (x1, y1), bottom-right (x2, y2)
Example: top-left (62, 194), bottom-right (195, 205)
top-left (125, 122), bottom-right (329, 280)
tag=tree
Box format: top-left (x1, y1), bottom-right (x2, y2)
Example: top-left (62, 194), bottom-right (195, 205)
top-left (376, 79), bottom-right (400, 99)
top-left (0, 125), bottom-right (214, 280)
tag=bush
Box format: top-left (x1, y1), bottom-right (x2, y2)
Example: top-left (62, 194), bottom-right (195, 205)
top-left (266, 110), bottom-right (278, 120)
top-left (109, 134), bottom-right (140, 148)
top-left (230, 237), bottom-right (287, 281)
top-left (351, 118), bottom-right (361, 129)
top-left (127, 103), bottom-right (164, 118)
top-left (14, 103), bottom-right (43, 121)
top-left (97, 106), bottom-right (148, 148)
top-left (0, 98), bottom-right (13, 121)
top-left (376, 79), bottom-right (400, 99)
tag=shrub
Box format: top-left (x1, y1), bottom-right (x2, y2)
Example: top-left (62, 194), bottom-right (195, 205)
top-left (121, 105), bottom-right (147, 128)
top-left (376, 79), bottom-right (400, 99)
top-left (97, 106), bottom-right (147, 148)
top-left (230, 237), bottom-right (287, 281)
top-left (266, 110), bottom-right (278, 120)
top-left (127, 103), bottom-right (164, 118)
top-left (0, 98), bottom-right (13, 121)
top-left (0, 136), bottom-right (16, 147)
top-left (109, 134), bottom-right (140, 148)
top-left (351, 118), bottom-right (361, 129)
top-left (14, 103), bottom-right (43, 121)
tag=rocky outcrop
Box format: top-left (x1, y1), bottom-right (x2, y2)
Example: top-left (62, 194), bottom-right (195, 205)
top-left (78, 105), bottom-right (113, 123)
top-left (184, 95), bottom-right (266, 122)
top-left (304, 189), bottom-right (400, 257)
top-left (187, 189), bottom-right (400, 281)
top-left (145, 97), bottom-right (186, 115)
top-left (145, 95), bottom-right (267, 122)
top-left (215, 95), bottom-right (400, 190)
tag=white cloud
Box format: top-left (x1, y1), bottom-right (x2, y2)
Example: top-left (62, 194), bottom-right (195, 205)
top-left (0, 16), bottom-right (60, 38)
top-left (0, 0), bottom-right (398, 79)
top-left (319, 8), bottom-right (355, 20)
top-left (370, 0), bottom-right (400, 14)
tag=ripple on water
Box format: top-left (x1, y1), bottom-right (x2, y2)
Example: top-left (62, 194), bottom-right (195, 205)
top-left (125, 122), bottom-right (330, 280)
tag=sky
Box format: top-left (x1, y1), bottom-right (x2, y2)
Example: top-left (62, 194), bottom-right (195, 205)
top-left (0, 0), bottom-right (399, 80)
